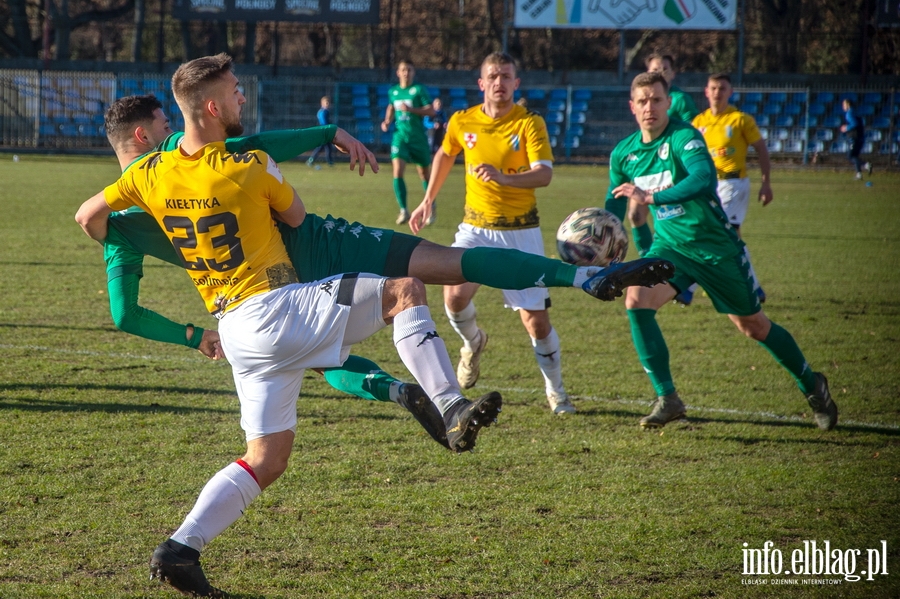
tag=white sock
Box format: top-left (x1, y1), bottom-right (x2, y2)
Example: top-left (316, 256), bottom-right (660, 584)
top-left (445, 302), bottom-right (480, 350)
top-left (531, 327), bottom-right (565, 396)
top-left (388, 380), bottom-right (403, 403)
top-left (743, 245), bottom-right (761, 291)
top-left (572, 266), bottom-right (603, 288)
top-left (394, 305), bottom-right (464, 415)
top-left (170, 461), bottom-right (261, 552)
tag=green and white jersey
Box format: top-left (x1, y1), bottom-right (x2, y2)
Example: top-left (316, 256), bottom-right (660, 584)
top-left (388, 83), bottom-right (431, 139)
top-left (668, 85), bottom-right (700, 122)
top-left (607, 119), bottom-right (742, 263)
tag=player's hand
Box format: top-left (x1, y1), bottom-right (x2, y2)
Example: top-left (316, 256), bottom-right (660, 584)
top-left (408, 200), bottom-right (434, 235)
top-left (197, 329), bottom-right (225, 360)
top-left (613, 183), bottom-right (651, 205)
top-left (758, 182), bottom-right (773, 206)
top-left (380, 121), bottom-right (390, 133)
top-left (332, 128), bottom-right (378, 176)
top-left (840, 125), bottom-right (847, 133)
top-left (473, 163), bottom-right (505, 184)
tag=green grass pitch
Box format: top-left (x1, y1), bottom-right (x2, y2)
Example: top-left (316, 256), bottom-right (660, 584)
top-left (0, 154), bottom-right (898, 598)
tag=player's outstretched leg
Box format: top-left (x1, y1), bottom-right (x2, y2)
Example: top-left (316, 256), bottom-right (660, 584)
top-left (396, 383), bottom-right (449, 448)
top-left (805, 373), bottom-right (838, 431)
top-left (583, 258), bottom-right (675, 301)
top-left (150, 539), bottom-right (224, 598)
top-left (442, 391), bottom-right (503, 452)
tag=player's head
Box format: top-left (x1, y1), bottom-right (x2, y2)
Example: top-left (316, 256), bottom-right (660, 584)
top-left (172, 53), bottom-right (245, 137)
top-left (630, 72), bottom-right (671, 136)
top-left (433, 97), bottom-right (442, 109)
top-left (320, 95), bottom-right (331, 108)
top-left (842, 98), bottom-right (853, 111)
top-left (645, 53), bottom-right (676, 84)
top-left (104, 94), bottom-right (172, 154)
top-left (479, 52), bottom-right (519, 107)
top-left (705, 72), bottom-right (733, 112)
top-left (396, 60), bottom-right (415, 86)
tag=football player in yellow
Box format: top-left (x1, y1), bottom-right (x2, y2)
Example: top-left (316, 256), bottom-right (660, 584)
top-left (409, 52), bottom-right (671, 416)
top-left (689, 72), bottom-right (771, 304)
top-left (76, 53), bottom-right (503, 597)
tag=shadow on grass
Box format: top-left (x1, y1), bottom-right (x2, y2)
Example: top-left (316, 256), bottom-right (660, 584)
top-left (0, 321), bottom-right (118, 332)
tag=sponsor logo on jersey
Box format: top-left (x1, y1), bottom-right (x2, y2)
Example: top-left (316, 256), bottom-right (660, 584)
top-left (725, 125), bottom-right (733, 138)
top-left (684, 139), bottom-right (705, 151)
top-left (534, 273), bottom-right (546, 288)
top-left (655, 204), bottom-right (686, 220)
top-left (658, 143), bottom-right (670, 160)
top-left (510, 134), bottom-right (520, 151)
top-left (626, 153), bottom-right (639, 161)
top-left (140, 153), bottom-right (164, 169)
top-left (266, 155), bottom-right (283, 183)
top-left (634, 171), bottom-right (674, 194)
top-left (464, 133), bottom-right (477, 149)
top-left (223, 151), bottom-right (262, 165)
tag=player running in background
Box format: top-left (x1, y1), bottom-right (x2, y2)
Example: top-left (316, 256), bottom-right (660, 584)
top-left (409, 52), bottom-right (673, 415)
top-left (77, 54), bottom-right (503, 597)
top-left (688, 72), bottom-right (771, 305)
top-left (381, 60), bottom-right (436, 224)
top-left (840, 98), bottom-right (871, 180)
top-left (306, 95), bottom-right (334, 167)
top-left (606, 71), bottom-right (837, 432)
top-left (627, 52), bottom-right (703, 259)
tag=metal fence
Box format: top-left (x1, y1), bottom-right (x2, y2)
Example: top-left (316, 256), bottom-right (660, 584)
top-left (1, 69), bottom-right (896, 165)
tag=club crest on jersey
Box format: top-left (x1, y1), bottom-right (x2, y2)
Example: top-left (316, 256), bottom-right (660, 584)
top-left (658, 143), bottom-right (670, 160)
top-left (510, 134), bottom-right (520, 151)
top-left (726, 125), bottom-right (733, 138)
top-left (464, 133), bottom-right (477, 149)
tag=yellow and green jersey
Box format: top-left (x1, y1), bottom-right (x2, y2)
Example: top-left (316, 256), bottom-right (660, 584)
top-left (692, 106), bottom-right (761, 179)
top-left (104, 143), bottom-right (297, 316)
top-left (443, 104), bottom-right (553, 229)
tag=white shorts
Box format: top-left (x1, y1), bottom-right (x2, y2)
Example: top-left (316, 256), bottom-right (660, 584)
top-left (452, 223), bottom-right (550, 311)
top-left (218, 273), bottom-right (387, 440)
top-left (717, 177), bottom-right (752, 226)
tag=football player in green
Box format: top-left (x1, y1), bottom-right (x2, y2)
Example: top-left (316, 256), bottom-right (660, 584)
top-left (605, 72), bottom-right (837, 431)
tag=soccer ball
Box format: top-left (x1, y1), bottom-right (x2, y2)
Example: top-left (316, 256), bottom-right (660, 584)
top-left (556, 207), bottom-right (629, 267)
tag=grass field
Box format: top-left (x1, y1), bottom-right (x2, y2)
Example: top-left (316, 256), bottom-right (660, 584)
top-left (0, 154), bottom-right (898, 598)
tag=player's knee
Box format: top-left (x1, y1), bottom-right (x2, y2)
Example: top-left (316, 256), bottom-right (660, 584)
top-left (385, 276), bottom-right (427, 311)
top-left (628, 205), bottom-right (647, 227)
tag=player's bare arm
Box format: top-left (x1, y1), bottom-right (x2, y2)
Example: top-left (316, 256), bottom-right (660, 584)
top-left (75, 191), bottom-right (114, 242)
top-left (751, 138), bottom-right (774, 206)
top-left (331, 127), bottom-right (379, 176)
top-left (409, 148), bottom-right (456, 234)
top-left (472, 163), bottom-right (552, 188)
top-left (613, 183), bottom-right (654, 205)
top-left (275, 189), bottom-right (307, 228)
top-left (380, 104), bottom-right (395, 132)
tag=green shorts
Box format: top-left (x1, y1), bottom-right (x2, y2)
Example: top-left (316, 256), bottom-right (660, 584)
top-left (390, 132), bottom-right (432, 168)
top-left (648, 244), bottom-right (760, 316)
top-left (279, 213), bottom-right (423, 283)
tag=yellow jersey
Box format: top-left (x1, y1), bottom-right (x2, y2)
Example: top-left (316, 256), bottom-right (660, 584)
top-left (104, 142), bottom-right (298, 317)
top-left (691, 105), bottom-right (762, 179)
top-left (443, 103), bottom-right (553, 229)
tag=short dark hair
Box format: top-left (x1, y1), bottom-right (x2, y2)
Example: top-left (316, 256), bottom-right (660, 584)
top-left (104, 94), bottom-right (163, 146)
top-left (171, 53), bottom-right (234, 120)
top-left (645, 53), bottom-right (675, 70)
top-left (632, 71), bottom-right (669, 94)
top-left (708, 72), bottom-right (732, 85)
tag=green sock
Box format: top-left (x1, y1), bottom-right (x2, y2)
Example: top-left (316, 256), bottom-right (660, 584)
top-left (322, 355), bottom-right (397, 402)
top-left (421, 179), bottom-right (429, 192)
top-left (758, 322), bottom-right (817, 394)
top-left (627, 309), bottom-right (675, 397)
top-left (604, 197), bottom-right (627, 222)
top-left (461, 246), bottom-right (578, 289)
top-left (393, 178), bottom-right (407, 210)
top-left (633, 223), bottom-right (654, 257)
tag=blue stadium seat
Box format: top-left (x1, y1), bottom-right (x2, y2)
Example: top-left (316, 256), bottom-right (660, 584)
top-left (831, 141), bottom-right (849, 153)
top-left (572, 89), bottom-right (592, 101)
top-left (806, 115), bottom-right (821, 127)
top-left (526, 88), bottom-right (546, 100)
top-left (547, 123), bottom-right (562, 136)
top-left (774, 128), bottom-right (790, 140)
top-left (570, 111), bottom-right (587, 124)
top-left (822, 116), bottom-right (842, 128)
top-left (450, 97), bottom-right (468, 110)
top-left (740, 103), bottom-right (759, 115)
top-left (811, 141), bottom-right (826, 152)
top-left (815, 129), bottom-right (834, 141)
top-left (351, 96), bottom-right (370, 107)
top-left (839, 92), bottom-right (857, 104)
top-left (549, 136), bottom-right (558, 148)
top-left (376, 84), bottom-right (390, 98)
top-left (865, 129), bottom-right (883, 142)
top-left (814, 92), bottom-right (834, 104)
top-left (448, 87), bottom-right (467, 98)
top-left (872, 116), bottom-right (891, 129)
top-left (356, 131), bottom-right (375, 145)
top-left (427, 86), bottom-right (440, 98)
top-left (354, 107), bottom-right (372, 120)
top-left (567, 124), bottom-right (584, 137)
top-left (563, 135), bottom-right (580, 149)
top-left (763, 103), bottom-right (782, 115)
top-left (351, 84), bottom-right (369, 96)
top-left (355, 120), bottom-right (374, 133)
top-left (880, 142), bottom-right (899, 155)
top-left (768, 92), bottom-right (787, 103)
top-left (743, 92), bottom-right (763, 104)
top-left (782, 103), bottom-right (802, 115)
top-left (547, 99), bottom-right (566, 112)
top-left (856, 105), bottom-right (875, 116)
top-left (755, 115), bottom-right (770, 127)
top-left (863, 92), bottom-right (882, 105)
top-left (808, 103), bottom-right (826, 116)
top-left (549, 88), bottom-right (567, 101)
top-left (571, 100), bottom-right (588, 112)
top-left (545, 111), bottom-right (564, 123)
top-left (758, 128), bottom-right (769, 140)
top-left (785, 140), bottom-right (804, 153)
top-left (789, 92), bottom-right (807, 105)
top-left (766, 140), bottom-right (783, 152)
top-left (790, 128), bottom-right (807, 140)
top-left (775, 115), bottom-right (794, 127)
top-left (39, 123), bottom-right (58, 136)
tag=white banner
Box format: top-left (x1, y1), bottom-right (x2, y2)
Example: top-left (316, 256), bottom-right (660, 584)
top-left (515, 0), bottom-right (736, 30)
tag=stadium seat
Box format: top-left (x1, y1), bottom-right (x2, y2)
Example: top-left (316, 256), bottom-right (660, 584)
top-left (790, 128), bottom-right (808, 140)
top-left (567, 124), bottom-right (584, 137)
top-left (822, 116), bottom-right (842, 128)
top-left (740, 103), bottom-right (759, 115)
top-left (743, 91), bottom-right (763, 104)
top-left (353, 107), bottom-right (372, 120)
top-left (763, 103), bottom-right (782, 115)
top-left (758, 128), bottom-right (769, 140)
top-left (811, 141), bottom-right (826, 152)
top-left (815, 129), bottom-right (834, 141)
top-left (789, 92), bottom-right (807, 105)
top-left (775, 115), bottom-right (794, 127)
top-left (808, 103), bottom-right (826, 116)
top-left (755, 115), bottom-right (770, 127)
top-left (571, 100), bottom-right (589, 113)
top-left (526, 88), bottom-right (546, 101)
top-left (448, 87), bottom-right (467, 98)
top-left (880, 142), bottom-right (899, 155)
top-left (450, 97), bottom-right (468, 110)
top-left (863, 92), bottom-right (882, 105)
top-left (806, 115), bottom-right (821, 127)
top-left (351, 84), bottom-right (369, 96)
top-left (564, 135), bottom-right (580, 148)
top-left (783, 103), bottom-right (802, 116)
top-left (863, 142), bottom-right (874, 153)
top-left (768, 92), bottom-right (787, 104)
top-left (775, 128), bottom-right (790, 140)
top-left (766, 140), bottom-right (783, 152)
top-left (546, 123), bottom-right (561, 136)
top-left (839, 92), bottom-right (858, 104)
top-left (427, 86), bottom-right (440, 98)
top-left (865, 129), bottom-right (883, 142)
top-left (872, 116), bottom-right (891, 129)
top-left (545, 111), bottom-right (564, 124)
top-left (356, 131), bottom-right (375, 145)
top-left (351, 95), bottom-right (370, 107)
top-left (570, 111), bottom-right (587, 124)
top-left (549, 136), bottom-right (558, 148)
top-left (785, 140), bottom-right (804, 153)
top-left (831, 141), bottom-right (849, 153)
top-left (549, 88), bottom-right (567, 100)
top-left (856, 105), bottom-right (875, 116)
top-left (376, 84), bottom-right (390, 98)
top-left (547, 99), bottom-right (565, 112)
top-left (572, 89), bottom-right (592, 101)
top-left (356, 120), bottom-right (374, 133)
top-left (814, 92), bottom-right (834, 104)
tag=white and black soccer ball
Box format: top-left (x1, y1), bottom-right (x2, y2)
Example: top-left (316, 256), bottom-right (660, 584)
top-left (556, 207), bottom-right (629, 267)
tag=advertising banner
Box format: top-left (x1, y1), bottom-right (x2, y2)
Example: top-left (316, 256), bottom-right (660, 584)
top-left (172, 0), bottom-right (380, 23)
top-left (515, 0), bottom-right (736, 30)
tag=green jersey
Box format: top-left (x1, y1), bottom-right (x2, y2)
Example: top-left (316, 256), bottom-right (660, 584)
top-left (388, 83), bottom-right (431, 140)
top-left (668, 85), bottom-right (700, 122)
top-left (606, 119), bottom-right (742, 264)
